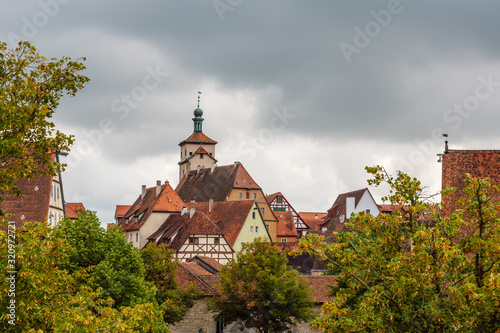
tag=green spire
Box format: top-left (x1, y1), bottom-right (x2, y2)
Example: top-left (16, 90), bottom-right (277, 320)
top-left (193, 91), bottom-right (204, 132)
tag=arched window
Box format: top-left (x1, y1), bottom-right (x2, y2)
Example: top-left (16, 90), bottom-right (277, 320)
top-left (246, 192), bottom-right (250, 199)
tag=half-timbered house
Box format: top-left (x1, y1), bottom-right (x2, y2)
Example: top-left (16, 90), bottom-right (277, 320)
top-left (266, 192), bottom-right (310, 238)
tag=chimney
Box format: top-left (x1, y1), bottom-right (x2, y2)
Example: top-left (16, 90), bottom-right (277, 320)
top-left (234, 161), bottom-right (240, 169)
top-left (197, 165), bottom-right (202, 173)
top-left (346, 197), bottom-right (355, 218)
top-left (165, 180), bottom-right (169, 185)
top-left (156, 180), bottom-right (161, 197)
top-left (181, 206), bottom-right (187, 215)
top-left (211, 164), bottom-right (216, 172)
top-left (141, 185), bottom-right (146, 200)
top-left (209, 198), bottom-right (213, 213)
top-left (190, 206), bottom-right (196, 218)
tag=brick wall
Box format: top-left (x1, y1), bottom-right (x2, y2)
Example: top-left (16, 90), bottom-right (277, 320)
top-left (442, 150), bottom-right (500, 216)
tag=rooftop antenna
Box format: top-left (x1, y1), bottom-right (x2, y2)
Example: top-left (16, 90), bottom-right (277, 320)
top-left (197, 91), bottom-right (202, 108)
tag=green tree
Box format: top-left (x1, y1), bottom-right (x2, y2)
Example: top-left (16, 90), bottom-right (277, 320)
top-left (0, 41), bottom-right (89, 205)
top-left (295, 166), bottom-right (500, 332)
top-left (141, 243), bottom-right (202, 324)
top-left (59, 210), bottom-right (155, 308)
top-left (209, 238), bottom-right (315, 333)
top-left (0, 221), bottom-right (168, 332)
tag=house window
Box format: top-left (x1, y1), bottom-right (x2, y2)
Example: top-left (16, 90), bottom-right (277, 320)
top-left (277, 198), bottom-right (282, 203)
top-left (189, 237), bottom-right (199, 244)
top-left (253, 193), bottom-right (257, 199)
top-left (246, 192), bottom-right (250, 199)
top-left (214, 238), bottom-right (219, 245)
top-left (281, 239), bottom-right (287, 243)
top-left (259, 207), bottom-right (265, 216)
top-left (255, 226), bottom-right (259, 234)
top-left (366, 209), bottom-right (370, 214)
top-left (266, 224), bottom-right (269, 231)
top-left (136, 233), bottom-right (138, 242)
top-left (250, 226), bottom-right (254, 234)
top-left (252, 212), bottom-right (256, 219)
top-left (200, 154), bottom-right (204, 159)
top-left (51, 186), bottom-right (53, 197)
top-left (238, 192), bottom-right (243, 199)
top-left (189, 152), bottom-right (193, 156)
top-left (57, 187), bottom-right (60, 199)
top-left (209, 152), bottom-right (212, 157)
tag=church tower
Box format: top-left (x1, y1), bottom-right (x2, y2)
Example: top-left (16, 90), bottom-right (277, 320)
top-left (178, 93), bottom-right (218, 181)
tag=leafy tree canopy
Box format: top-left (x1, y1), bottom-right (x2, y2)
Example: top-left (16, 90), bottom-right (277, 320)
top-left (295, 166), bottom-right (500, 332)
top-left (0, 40), bottom-right (89, 205)
top-left (59, 210), bottom-right (156, 308)
top-left (209, 238), bottom-right (315, 333)
top-left (141, 243), bottom-right (202, 324)
top-left (0, 221), bottom-right (168, 332)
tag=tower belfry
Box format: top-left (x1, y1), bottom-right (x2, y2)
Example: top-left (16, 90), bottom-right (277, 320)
top-left (178, 93), bottom-right (218, 182)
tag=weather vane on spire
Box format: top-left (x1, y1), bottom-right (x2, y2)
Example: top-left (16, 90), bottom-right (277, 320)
top-left (197, 91), bottom-right (202, 108)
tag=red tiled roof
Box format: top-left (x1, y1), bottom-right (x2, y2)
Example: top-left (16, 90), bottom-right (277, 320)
top-left (320, 188), bottom-right (369, 232)
top-left (65, 202), bottom-right (85, 219)
top-left (179, 132), bottom-right (218, 145)
top-left (148, 200), bottom-right (258, 250)
top-left (0, 176), bottom-right (52, 229)
top-left (303, 275), bottom-right (337, 303)
top-left (188, 256), bottom-right (223, 273)
top-left (194, 146), bottom-right (209, 155)
top-left (275, 211), bottom-right (298, 237)
top-left (176, 262), bottom-right (219, 296)
top-left (265, 192), bottom-right (283, 204)
top-left (114, 205), bottom-right (131, 220)
top-left (176, 162), bottom-right (261, 202)
top-left (118, 183), bottom-right (183, 232)
top-left (299, 212), bottom-right (327, 232)
top-left (378, 204), bottom-right (409, 214)
top-left (186, 201), bottom-right (257, 247)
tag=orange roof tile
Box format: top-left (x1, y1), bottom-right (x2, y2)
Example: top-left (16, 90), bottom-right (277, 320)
top-left (114, 205), bottom-right (131, 219)
top-left (65, 202), bottom-right (85, 219)
top-left (275, 211), bottom-right (298, 237)
top-left (118, 182), bottom-right (183, 232)
top-left (299, 212), bottom-right (327, 232)
top-left (179, 132), bottom-right (217, 145)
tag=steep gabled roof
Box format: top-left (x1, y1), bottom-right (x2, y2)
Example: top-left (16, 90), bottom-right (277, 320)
top-left (186, 200), bottom-right (258, 247)
top-left (175, 162), bottom-right (261, 202)
top-left (0, 176), bottom-right (52, 229)
top-left (176, 261), bottom-right (220, 296)
top-left (118, 183), bottom-right (184, 232)
top-left (65, 202), bottom-right (85, 219)
top-left (179, 132), bottom-right (217, 146)
top-left (299, 212), bottom-right (327, 232)
top-left (169, 211), bottom-right (225, 250)
top-left (114, 205), bottom-right (131, 220)
top-left (265, 192), bottom-right (283, 204)
top-left (274, 211), bottom-right (298, 238)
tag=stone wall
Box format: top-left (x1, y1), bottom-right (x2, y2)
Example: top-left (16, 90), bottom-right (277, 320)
top-left (169, 299), bottom-right (324, 333)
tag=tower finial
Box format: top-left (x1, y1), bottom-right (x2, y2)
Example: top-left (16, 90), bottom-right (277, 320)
top-left (197, 91), bottom-right (202, 108)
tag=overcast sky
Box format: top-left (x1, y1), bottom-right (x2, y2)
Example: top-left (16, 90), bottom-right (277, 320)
top-left (3, 1), bottom-right (500, 223)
